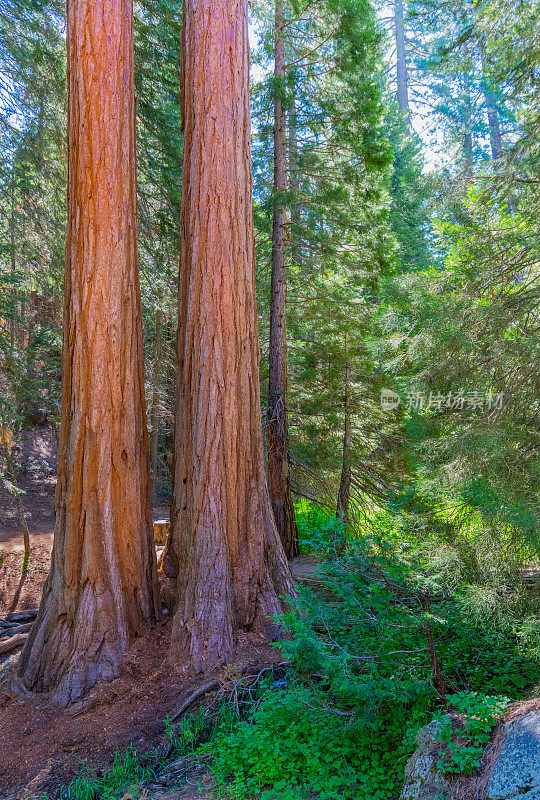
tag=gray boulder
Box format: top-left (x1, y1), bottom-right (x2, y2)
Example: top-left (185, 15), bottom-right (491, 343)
top-left (401, 720), bottom-right (453, 800)
top-left (487, 711), bottom-right (540, 799)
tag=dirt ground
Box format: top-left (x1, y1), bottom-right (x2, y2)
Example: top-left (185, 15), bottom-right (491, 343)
top-left (0, 434), bottom-right (318, 800)
top-left (0, 486), bottom-right (315, 799)
top-left (0, 620), bottom-right (283, 799)
top-left (0, 532), bottom-right (298, 799)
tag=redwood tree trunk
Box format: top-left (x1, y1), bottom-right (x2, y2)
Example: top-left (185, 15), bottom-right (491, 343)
top-left (18, 0), bottom-right (159, 707)
top-left (160, 0), bottom-right (295, 672)
top-left (268, 0), bottom-right (300, 559)
top-left (394, 0), bottom-right (411, 130)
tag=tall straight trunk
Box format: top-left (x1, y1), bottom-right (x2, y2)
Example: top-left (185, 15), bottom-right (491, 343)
top-left (150, 302), bottom-right (164, 507)
top-left (1, 426), bottom-right (30, 612)
top-left (18, 0), bottom-right (159, 707)
top-left (336, 341), bottom-right (352, 532)
top-left (478, 47), bottom-right (502, 160)
top-left (483, 85), bottom-right (502, 161)
top-left (288, 90), bottom-right (301, 268)
top-left (394, 0), bottom-right (411, 130)
top-left (1, 427), bottom-right (30, 567)
top-left (267, 0), bottom-right (299, 559)
top-left (9, 165), bottom-right (16, 354)
top-left (160, 0), bottom-right (295, 673)
top-left (462, 68), bottom-right (474, 178)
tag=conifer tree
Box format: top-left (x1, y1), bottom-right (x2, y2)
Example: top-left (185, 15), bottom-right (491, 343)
top-left (252, 0), bottom-right (396, 515)
top-left (160, 0), bottom-right (295, 671)
top-left (267, 0), bottom-right (300, 558)
top-left (17, 0), bottom-right (159, 706)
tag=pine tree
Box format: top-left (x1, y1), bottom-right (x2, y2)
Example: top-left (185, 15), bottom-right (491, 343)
top-left (252, 0), bottom-right (396, 517)
top-left (267, 0), bottom-right (300, 558)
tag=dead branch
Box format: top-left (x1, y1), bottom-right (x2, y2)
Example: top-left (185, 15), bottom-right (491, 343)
top-left (0, 633), bottom-right (27, 656)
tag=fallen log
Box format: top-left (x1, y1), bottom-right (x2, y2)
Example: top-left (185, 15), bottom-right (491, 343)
top-left (0, 621), bottom-right (33, 637)
top-left (5, 609), bottom-right (38, 623)
top-left (0, 633), bottom-right (27, 656)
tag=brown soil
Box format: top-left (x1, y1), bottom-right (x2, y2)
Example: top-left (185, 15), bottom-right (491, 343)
top-left (0, 620), bottom-right (283, 799)
top-left (0, 541), bottom-right (52, 615)
top-left (0, 468), bottom-right (310, 799)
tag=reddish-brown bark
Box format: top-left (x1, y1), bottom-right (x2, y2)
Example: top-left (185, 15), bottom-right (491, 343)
top-left (17, 0), bottom-right (159, 707)
top-left (160, 0), bottom-right (295, 672)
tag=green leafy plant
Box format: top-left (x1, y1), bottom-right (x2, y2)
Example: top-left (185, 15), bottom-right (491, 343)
top-left (435, 691), bottom-right (508, 775)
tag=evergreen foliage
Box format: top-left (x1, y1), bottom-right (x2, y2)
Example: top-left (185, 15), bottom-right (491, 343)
top-left (0, 0), bottom-right (539, 795)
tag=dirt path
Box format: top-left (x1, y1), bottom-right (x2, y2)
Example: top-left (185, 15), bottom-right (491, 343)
top-left (0, 506), bottom-right (170, 617)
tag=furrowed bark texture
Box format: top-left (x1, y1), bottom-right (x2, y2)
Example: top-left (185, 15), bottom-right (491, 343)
top-left (161, 0), bottom-right (296, 672)
top-left (18, 0), bottom-right (159, 707)
top-left (268, 0), bottom-right (300, 559)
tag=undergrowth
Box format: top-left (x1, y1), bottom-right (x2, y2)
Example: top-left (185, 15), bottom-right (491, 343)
top-left (37, 502), bottom-right (540, 800)
top-left (38, 746), bottom-right (157, 800)
top-left (200, 504), bottom-right (540, 799)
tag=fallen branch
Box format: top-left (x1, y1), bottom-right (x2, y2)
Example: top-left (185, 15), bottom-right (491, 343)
top-left (0, 621), bottom-right (18, 630)
top-left (0, 621), bottom-right (33, 637)
top-left (0, 633), bottom-right (27, 656)
top-left (5, 609), bottom-right (38, 623)
top-left (170, 680), bottom-right (220, 723)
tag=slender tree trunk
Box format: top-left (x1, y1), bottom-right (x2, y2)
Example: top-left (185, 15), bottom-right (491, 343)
top-left (9, 165), bottom-right (16, 354)
top-left (394, 0), bottom-right (411, 130)
top-left (478, 47), bottom-right (502, 160)
top-left (160, 0), bottom-right (295, 672)
top-left (150, 301), bottom-right (164, 507)
top-left (1, 426), bottom-right (31, 613)
top-left (18, 0), bottom-right (159, 707)
top-left (462, 68), bottom-right (474, 178)
top-left (288, 86), bottom-right (301, 268)
top-left (267, 0), bottom-right (299, 559)
top-left (336, 339), bottom-right (352, 534)
top-left (483, 86), bottom-right (502, 161)
top-left (1, 427), bottom-right (30, 569)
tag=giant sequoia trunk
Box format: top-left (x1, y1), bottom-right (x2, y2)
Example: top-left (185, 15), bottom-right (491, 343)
top-left (149, 301), bottom-right (164, 507)
top-left (18, 0), bottom-right (159, 707)
top-left (160, 0), bottom-right (295, 672)
top-left (268, 0), bottom-right (300, 559)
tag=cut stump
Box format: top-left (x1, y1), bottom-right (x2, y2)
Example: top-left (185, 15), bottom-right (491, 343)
top-left (153, 520), bottom-right (170, 545)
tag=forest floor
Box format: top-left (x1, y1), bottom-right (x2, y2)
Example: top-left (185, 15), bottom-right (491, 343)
top-left (0, 617), bottom-right (284, 799)
top-left (0, 518), bottom-right (293, 799)
top-left (0, 471), bottom-right (320, 800)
